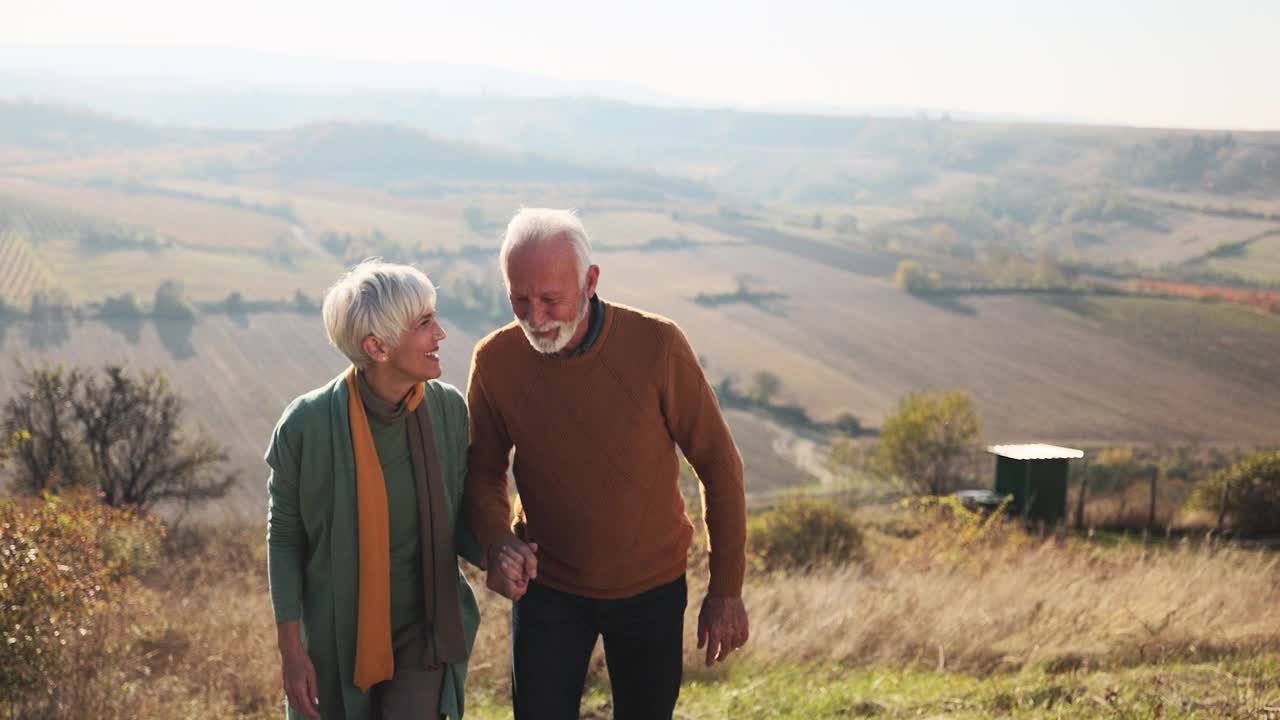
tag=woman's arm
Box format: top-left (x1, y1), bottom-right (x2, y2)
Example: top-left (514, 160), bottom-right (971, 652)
top-left (266, 419), bottom-right (306, 624)
top-left (266, 412), bottom-right (320, 718)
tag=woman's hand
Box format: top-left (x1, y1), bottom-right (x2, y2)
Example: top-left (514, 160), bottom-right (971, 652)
top-left (486, 536), bottom-right (538, 601)
top-left (278, 621), bottom-right (322, 719)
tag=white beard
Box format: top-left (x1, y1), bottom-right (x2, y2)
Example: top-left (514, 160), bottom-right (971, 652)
top-left (519, 292), bottom-right (590, 354)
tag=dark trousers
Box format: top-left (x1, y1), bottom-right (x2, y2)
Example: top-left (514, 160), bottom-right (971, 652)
top-left (512, 575), bottom-right (687, 720)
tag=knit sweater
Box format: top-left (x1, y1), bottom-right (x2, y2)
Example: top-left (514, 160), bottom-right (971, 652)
top-left (464, 301), bottom-right (746, 599)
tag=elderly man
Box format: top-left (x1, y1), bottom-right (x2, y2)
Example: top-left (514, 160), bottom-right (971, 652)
top-left (464, 208), bottom-right (749, 719)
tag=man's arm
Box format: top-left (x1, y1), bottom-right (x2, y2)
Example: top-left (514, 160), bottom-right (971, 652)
top-left (462, 354), bottom-right (538, 599)
top-left (660, 324), bottom-right (749, 664)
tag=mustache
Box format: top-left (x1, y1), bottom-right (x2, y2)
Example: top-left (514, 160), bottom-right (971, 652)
top-left (522, 319), bottom-right (573, 332)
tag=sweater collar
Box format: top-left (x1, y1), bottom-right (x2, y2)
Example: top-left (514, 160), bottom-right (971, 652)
top-left (552, 294), bottom-right (605, 359)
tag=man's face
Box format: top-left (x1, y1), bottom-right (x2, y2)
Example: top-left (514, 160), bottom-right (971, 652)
top-left (505, 232), bottom-right (599, 354)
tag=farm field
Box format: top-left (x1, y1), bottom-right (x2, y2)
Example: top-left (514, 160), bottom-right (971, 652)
top-left (1129, 187), bottom-right (1280, 218)
top-left (153, 177), bottom-right (488, 249)
top-left (35, 240), bottom-right (345, 303)
top-left (6, 233), bottom-right (1280, 513)
top-left (602, 244), bottom-right (1280, 443)
top-left (1198, 231), bottom-right (1280, 285)
top-left (1062, 211), bottom-right (1278, 266)
top-left (3, 99), bottom-right (1280, 518)
top-left (0, 176), bottom-right (293, 251)
top-left (0, 230), bottom-right (56, 302)
top-left (5, 144), bottom-right (261, 181)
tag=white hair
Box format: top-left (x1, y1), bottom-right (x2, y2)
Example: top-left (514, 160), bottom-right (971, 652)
top-left (499, 208), bottom-right (593, 286)
top-left (321, 259), bottom-right (437, 369)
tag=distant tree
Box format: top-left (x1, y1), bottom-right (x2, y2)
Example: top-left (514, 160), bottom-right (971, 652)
top-left (30, 289), bottom-right (72, 320)
top-left (293, 289), bottom-right (318, 313)
top-left (100, 292), bottom-right (144, 318)
top-left (463, 207), bottom-right (489, 235)
top-left (319, 231), bottom-right (352, 259)
top-left (1187, 450), bottom-right (1280, 536)
top-left (894, 260), bottom-right (941, 294)
top-left (749, 371), bottom-right (781, 405)
top-left (714, 375), bottom-right (738, 403)
top-left (877, 390), bottom-right (982, 496)
top-left (153, 280), bottom-right (196, 320)
top-left (222, 291), bottom-right (245, 313)
top-left (812, 213), bottom-right (824, 230)
top-left (927, 223), bottom-right (958, 255)
top-left (834, 412), bottom-right (862, 437)
top-left (72, 366), bottom-right (236, 509)
top-left (868, 228), bottom-right (893, 253)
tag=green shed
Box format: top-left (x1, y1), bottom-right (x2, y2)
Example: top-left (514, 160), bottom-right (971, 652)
top-left (987, 444), bottom-right (1083, 525)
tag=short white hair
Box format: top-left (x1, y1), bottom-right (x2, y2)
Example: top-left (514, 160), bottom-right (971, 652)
top-left (321, 259), bottom-right (437, 369)
top-left (499, 208), bottom-right (592, 286)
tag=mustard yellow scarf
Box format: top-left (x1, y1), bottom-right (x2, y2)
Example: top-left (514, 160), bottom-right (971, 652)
top-left (346, 367), bottom-right (423, 691)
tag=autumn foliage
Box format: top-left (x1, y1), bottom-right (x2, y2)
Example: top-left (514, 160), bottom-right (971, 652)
top-left (0, 493), bottom-right (164, 705)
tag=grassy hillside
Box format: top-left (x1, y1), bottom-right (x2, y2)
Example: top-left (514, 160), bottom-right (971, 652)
top-left (9, 503), bottom-right (1279, 719)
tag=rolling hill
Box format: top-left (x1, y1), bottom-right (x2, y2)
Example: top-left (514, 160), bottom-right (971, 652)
top-left (1, 95), bottom-right (1278, 513)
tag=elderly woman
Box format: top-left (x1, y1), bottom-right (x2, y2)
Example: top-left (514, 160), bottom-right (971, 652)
top-left (266, 260), bottom-right (482, 720)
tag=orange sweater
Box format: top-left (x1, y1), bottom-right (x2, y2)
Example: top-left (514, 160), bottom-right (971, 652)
top-left (464, 301), bottom-right (746, 599)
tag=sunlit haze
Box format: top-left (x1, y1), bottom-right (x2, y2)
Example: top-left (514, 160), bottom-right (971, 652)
top-left (4, 0), bottom-right (1279, 130)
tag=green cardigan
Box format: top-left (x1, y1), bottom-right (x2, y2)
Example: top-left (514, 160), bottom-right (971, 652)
top-left (266, 372), bottom-right (483, 720)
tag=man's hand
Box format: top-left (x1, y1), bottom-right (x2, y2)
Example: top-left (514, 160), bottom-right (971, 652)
top-left (278, 623), bottom-right (321, 719)
top-left (697, 595), bottom-right (749, 666)
top-left (485, 535), bottom-right (538, 601)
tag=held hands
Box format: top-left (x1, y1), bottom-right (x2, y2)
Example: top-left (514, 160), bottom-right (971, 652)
top-left (696, 594), bottom-right (750, 666)
top-left (486, 535), bottom-right (538, 601)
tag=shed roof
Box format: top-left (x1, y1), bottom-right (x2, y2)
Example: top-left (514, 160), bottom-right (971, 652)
top-left (986, 443), bottom-right (1084, 460)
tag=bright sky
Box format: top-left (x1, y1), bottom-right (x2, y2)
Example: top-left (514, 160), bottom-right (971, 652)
top-left (5, 0), bottom-right (1279, 130)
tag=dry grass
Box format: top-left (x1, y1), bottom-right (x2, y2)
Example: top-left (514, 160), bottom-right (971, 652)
top-left (735, 512), bottom-right (1280, 678)
top-left (5, 523), bottom-right (278, 719)
top-left (5, 508), bottom-right (1279, 719)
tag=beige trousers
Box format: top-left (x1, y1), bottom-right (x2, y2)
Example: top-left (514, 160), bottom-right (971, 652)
top-left (370, 623), bottom-right (444, 720)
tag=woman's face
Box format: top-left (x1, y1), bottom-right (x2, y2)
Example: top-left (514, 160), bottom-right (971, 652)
top-left (379, 307), bottom-right (447, 382)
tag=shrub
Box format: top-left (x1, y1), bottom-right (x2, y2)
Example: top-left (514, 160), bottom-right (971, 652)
top-left (894, 259), bottom-right (941, 294)
top-left (747, 500), bottom-right (864, 571)
top-left (897, 494), bottom-right (1032, 567)
top-left (1187, 450), bottom-right (1280, 536)
top-left (0, 493), bottom-right (165, 705)
top-left (3, 364), bottom-right (238, 509)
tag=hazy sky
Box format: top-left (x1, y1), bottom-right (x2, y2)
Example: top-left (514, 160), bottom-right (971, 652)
top-left (5, 0), bottom-right (1279, 130)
